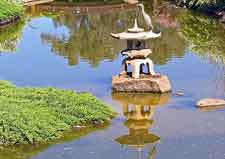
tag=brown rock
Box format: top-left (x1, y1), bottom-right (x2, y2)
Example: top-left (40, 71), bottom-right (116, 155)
top-left (112, 74), bottom-right (171, 93)
top-left (196, 98), bottom-right (225, 108)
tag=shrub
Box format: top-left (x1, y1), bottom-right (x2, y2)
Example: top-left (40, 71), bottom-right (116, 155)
top-left (0, 0), bottom-right (24, 21)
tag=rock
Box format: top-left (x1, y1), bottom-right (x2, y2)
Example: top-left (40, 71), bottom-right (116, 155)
top-left (73, 125), bottom-right (86, 131)
top-left (121, 49), bottom-right (152, 58)
top-left (92, 120), bottom-right (104, 127)
top-left (112, 74), bottom-right (171, 93)
top-left (196, 98), bottom-right (225, 108)
top-left (220, 15), bottom-right (225, 23)
top-left (175, 92), bottom-right (184, 96)
top-left (216, 11), bottom-right (225, 23)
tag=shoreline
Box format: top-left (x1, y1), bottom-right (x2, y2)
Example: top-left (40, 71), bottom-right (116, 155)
top-left (0, 16), bottom-right (20, 27)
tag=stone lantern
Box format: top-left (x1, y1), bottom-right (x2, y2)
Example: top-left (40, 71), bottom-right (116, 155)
top-left (111, 4), bottom-right (171, 93)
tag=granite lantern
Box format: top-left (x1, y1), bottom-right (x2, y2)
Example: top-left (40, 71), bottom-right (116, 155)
top-left (111, 4), bottom-right (171, 93)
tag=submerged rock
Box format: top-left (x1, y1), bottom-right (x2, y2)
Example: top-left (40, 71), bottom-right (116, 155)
top-left (73, 125), bottom-right (86, 131)
top-left (175, 92), bottom-right (185, 96)
top-left (196, 98), bottom-right (225, 108)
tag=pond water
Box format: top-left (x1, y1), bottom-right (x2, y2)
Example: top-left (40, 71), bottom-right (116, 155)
top-left (0, 1), bottom-right (225, 159)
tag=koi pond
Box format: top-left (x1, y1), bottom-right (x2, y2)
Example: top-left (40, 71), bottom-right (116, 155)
top-left (0, 1), bottom-right (225, 159)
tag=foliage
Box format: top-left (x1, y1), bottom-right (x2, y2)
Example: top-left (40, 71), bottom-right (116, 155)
top-left (179, 11), bottom-right (225, 63)
top-left (0, 0), bottom-right (24, 21)
top-left (0, 81), bottom-right (114, 145)
top-left (175, 0), bottom-right (225, 12)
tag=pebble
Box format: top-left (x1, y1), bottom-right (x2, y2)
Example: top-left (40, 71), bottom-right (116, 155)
top-left (175, 92), bottom-right (185, 96)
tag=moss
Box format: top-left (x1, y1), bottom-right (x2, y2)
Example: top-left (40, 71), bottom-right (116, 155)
top-left (0, 81), bottom-right (114, 145)
top-left (0, 0), bottom-right (24, 21)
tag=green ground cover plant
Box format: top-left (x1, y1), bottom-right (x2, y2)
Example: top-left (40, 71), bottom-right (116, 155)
top-left (0, 0), bottom-right (24, 21)
top-left (0, 81), bottom-right (114, 145)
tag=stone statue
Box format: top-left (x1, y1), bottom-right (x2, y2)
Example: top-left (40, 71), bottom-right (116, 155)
top-left (138, 4), bottom-right (153, 31)
top-left (110, 3), bottom-right (172, 93)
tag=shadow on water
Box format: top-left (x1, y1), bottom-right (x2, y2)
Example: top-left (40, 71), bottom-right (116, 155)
top-left (0, 125), bottom-right (109, 159)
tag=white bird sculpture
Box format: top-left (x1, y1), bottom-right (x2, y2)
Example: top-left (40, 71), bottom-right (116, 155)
top-left (138, 4), bottom-right (153, 31)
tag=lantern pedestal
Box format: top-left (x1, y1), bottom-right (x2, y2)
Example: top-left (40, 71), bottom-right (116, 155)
top-left (112, 73), bottom-right (171, 93)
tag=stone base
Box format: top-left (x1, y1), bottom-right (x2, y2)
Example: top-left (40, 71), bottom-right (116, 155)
top-left (112, 73), bottom-right (171, 93)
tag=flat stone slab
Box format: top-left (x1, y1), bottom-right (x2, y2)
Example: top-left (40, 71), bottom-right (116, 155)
top-left (112, 74), bottom-right (171, 93)
top-left (111, 31), bottom-right (161, 40)
top-left (121, 49), bottom-right (152, 58)
top-left (196, 98), bottom-right (225, 109)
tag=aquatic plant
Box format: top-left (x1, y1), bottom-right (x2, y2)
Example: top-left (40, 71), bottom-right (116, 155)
top-left (0, 81), bottom-right (114, 145)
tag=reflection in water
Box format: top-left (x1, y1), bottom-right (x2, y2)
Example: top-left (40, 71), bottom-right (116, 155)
top-left (0, 20), bottom-right (25, 53)
top-left (112, 93), bottom-right (170, 159)
top-left (1, 2), bottom-right (225, 67)
top-left (0, 125), bottom-right (108, 159)
top-left (30, 2), bottom-right (188, 67)
top-left (35, 3), bottom-right (136, 67)
top-left (179, 11), bottom-right (225, 64)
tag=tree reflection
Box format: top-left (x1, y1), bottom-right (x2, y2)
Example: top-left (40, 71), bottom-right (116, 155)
top-left (37, 2), bottom-right (188, 67)
top-left (149, 4), bottom-right (188, 65)
top-left (38, 4), bottom-right (136, 67)
top-left (179, 11), bottom-right (225, 64)
top-left (0, 20), bottom-right (25, 53)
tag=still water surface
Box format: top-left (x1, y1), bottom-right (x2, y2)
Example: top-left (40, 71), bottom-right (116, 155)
top-left (0, 1), bottom-right (225, 159)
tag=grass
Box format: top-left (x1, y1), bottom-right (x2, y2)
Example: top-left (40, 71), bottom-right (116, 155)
top-left (0, 0), bottom-right (24, 21)
top-left (0, 81), bottom-right (114, 145)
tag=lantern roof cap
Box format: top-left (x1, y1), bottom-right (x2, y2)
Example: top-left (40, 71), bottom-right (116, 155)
top-left (111, 31), bottom-right (161, 40)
